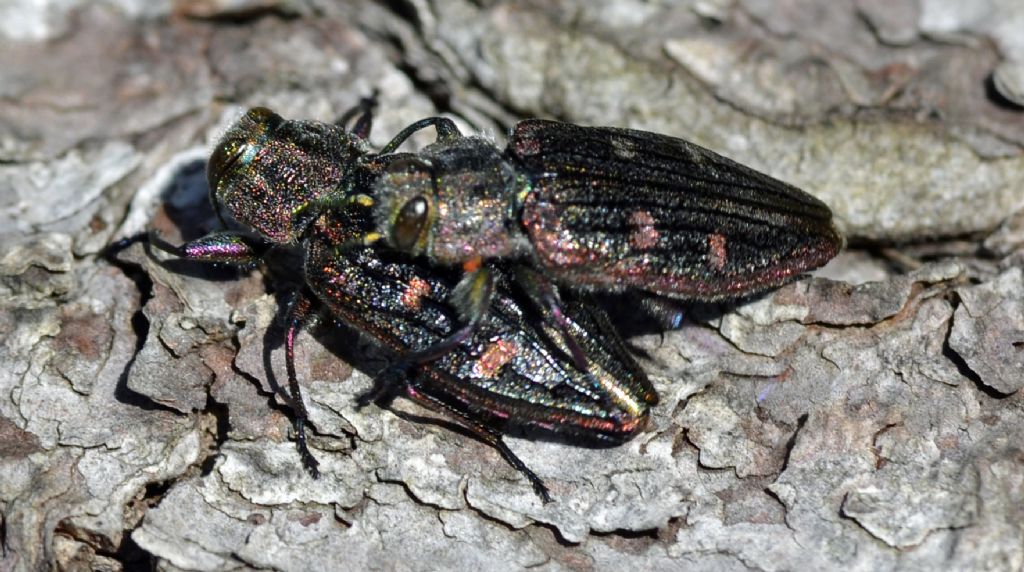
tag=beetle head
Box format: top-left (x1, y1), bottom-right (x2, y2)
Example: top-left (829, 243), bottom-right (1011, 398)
top-left (374, 136), bottom-right (520, 265)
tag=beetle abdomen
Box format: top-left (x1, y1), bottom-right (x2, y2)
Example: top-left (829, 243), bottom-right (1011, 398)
top-left (510, 120), bottom-right (842, 300)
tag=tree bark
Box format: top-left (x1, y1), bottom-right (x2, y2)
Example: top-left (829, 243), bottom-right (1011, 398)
top-left (1, 1), bottom-right (1022, 570)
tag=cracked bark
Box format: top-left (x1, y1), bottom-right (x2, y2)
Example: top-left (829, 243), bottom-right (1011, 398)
top-left (1, 0), bottom-right (1023, 570)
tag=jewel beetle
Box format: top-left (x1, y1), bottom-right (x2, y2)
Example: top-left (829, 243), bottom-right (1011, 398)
top-left (374, 118), bottom-right (843, 345)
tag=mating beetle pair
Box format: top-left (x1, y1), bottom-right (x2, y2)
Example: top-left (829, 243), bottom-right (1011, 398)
top-left (148, 100), bottom-right (841, 500)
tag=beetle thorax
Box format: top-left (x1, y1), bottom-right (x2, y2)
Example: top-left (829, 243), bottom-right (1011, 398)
top-left (427, 157), bottom-right (521, 264)
top-left (213, 112), bottom-right (366, 244)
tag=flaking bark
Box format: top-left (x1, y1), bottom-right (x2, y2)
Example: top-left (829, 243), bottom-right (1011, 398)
top-left (1, 1), bottom-right (1022, 570)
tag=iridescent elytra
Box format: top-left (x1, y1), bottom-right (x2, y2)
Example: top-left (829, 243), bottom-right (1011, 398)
top-left (374, 118), bottom-right (843, 340)
top-left (126, 104), bottom-right (658, 501)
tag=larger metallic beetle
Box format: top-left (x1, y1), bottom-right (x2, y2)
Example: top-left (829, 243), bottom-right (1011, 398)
top-left (374, 119), bottom-right (843, 351)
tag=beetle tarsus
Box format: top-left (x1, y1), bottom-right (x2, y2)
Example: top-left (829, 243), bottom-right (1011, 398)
top-left (405, 384), bottom-right (554, 503)
top-left (336, 91), bottom-right (378, 140)
top-left (284, 292), bottom-right (321, 477)
top-left (293, 420), bottom-right (321, 479)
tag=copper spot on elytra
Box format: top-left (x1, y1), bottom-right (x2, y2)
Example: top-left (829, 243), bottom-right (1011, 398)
top-left (324, 266), bottom-right (346, 286)
top-left (473, 338), bottom-right (519, 379)
top-left (400, 277), bottom-right (431, 310)
top-left (523, 197), bottom-right (599, 268)
top-left (628, 210), bottom-right (659, 250)
top-left (708, 233), bottom-right (728, 270)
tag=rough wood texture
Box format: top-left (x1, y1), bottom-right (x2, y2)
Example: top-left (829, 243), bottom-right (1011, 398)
top-left (1, 1), bottom-right (1022, 570)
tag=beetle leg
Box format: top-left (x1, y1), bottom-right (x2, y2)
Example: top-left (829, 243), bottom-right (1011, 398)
top-left (514, 265), bottom-right (591, 374)
top-left (356, 267), bottom-right (495, 408)
top-left (351, 327), bottom-right (553, 502)
top-left (451, 262), bottom-right (494, 324)
top-left (148, 230), bottom-right (267, 266)
top-left (145, 230), bottom-right (321, 475)
top-left (404, 383), bottom-right (552, 503)
top-left (336, 91), bottom-right (378, 139)
top-left (355, 360), bottom-right (411, 408)
top-left (640, 294), bottom-right (687, 329)
top-left (283, 292), bottom-right (321, 478)
top-left (376, 117), bottom-right (463, 155)
top-left (515, 268), bottom-right (628, 414)
top-left (102, 232), bottom-right (150, 260)
top-left (398, 264), bottom-right (494, 365)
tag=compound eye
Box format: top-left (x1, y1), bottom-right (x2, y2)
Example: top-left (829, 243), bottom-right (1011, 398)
top-left (392, 196), bottom-right (430, 251)
top-left (207, 139), bottom-right (247, 191)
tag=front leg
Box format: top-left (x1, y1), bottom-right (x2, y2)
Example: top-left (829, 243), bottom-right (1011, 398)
top-left (403, 260), bottom-right (495, 364)
top-left (336, 92), bottom-right (378, 140)
top-left (376, 116), bottom-right (463, 156)
top-left (359, 261), bottom-right (495, 406)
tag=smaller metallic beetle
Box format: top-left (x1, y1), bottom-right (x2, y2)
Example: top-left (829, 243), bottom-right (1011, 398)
top-left (140, 103), bottom-right (657, 500)
top-left (374, 119), bottom-right (844, 345)
top-left (202, 103), bottom-right (488, 365)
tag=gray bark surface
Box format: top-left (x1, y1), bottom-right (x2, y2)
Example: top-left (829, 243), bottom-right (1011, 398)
top-left (1, 1), bottom-right (1022, 570)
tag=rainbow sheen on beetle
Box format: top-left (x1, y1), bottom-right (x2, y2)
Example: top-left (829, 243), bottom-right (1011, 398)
top-left (373, 118), bottom-right (842, 343)
top-left (134, 103), bottom-right (657, 502)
